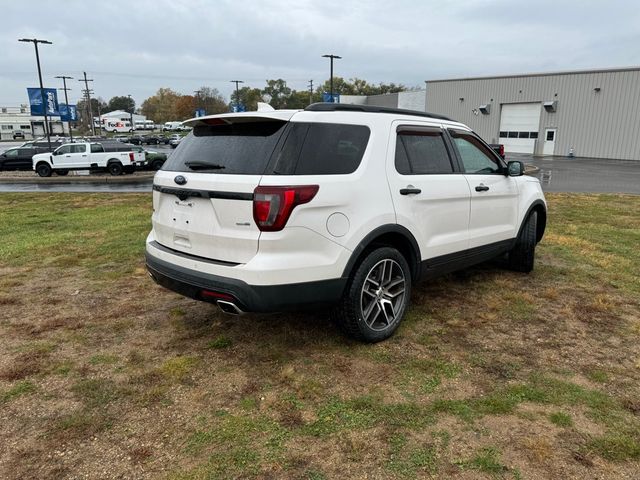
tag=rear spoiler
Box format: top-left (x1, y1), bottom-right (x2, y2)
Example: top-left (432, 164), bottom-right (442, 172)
top-left (182, 110), bottom-right (297, 127)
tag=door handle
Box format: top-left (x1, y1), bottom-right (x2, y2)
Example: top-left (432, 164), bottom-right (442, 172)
top-left (400, 187), bottom-right (421, 195)
top-left (475, 185), bottom-right (490, 192)
top-left (82, 155), bottom-right (87, 157)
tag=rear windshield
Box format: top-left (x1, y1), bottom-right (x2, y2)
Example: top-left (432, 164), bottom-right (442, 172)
top-left (269, 123), bottom-right (370, 175)
top-left (161, 120), bottom-right (370, 176)
top-left (161, 121), bottom-right (287, 174)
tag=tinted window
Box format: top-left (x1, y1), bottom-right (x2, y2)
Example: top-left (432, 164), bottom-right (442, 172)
top-left (395, 130), bottom-right (453, 174)
top-left (4, 149), bottom-right (18, 157)
top-left (271, 123), bottom-right (370, 175)
top-left (162, 121), bottom-right (286, 175)
top-left (450, 130), bottom-right (501, 174)
top-left (71, 144), bottom-right (87, 153)
top-left (91, 144), bottom-right (105, 153)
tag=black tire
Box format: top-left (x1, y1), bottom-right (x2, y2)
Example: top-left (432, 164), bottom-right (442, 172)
top-left (508, 211), bottom-right (537, 273)
top-left (36, 162), bottom-right (52, 177)
top-left (108, 162), bottom-right (123, 176)
top-left (55, 169), bottom-right (69, 176)
top-left (151, 159), bottom-right (164, 171)
top-left (332, 247), bottom-right (412, 342)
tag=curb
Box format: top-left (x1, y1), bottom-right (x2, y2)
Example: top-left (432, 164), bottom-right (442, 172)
top-left (0, 174), bottom-right (154, 185)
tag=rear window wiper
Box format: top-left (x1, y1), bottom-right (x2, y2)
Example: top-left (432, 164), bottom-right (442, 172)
top-left (184, 161), bottom-right (226, 170)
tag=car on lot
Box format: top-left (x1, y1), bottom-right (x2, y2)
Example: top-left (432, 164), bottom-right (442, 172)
top-left (113, 135), bottom-right (130, 143)
top-left (142, 135), bottom-right (162, 145)
top-left (130, 145), bottom-right (167, 170)
top-left (12, 131), bottom-right (25, 140)
top-left (32, 142), bottom-right (143, 176)
top-left (127, 135), bottom-right (146, 145)
top-left (146, 103), bottom-right (547, 342)
top-left (0, 146), bottom-right (41, 171)
top-left (168, 134), bottom-right (183, 148)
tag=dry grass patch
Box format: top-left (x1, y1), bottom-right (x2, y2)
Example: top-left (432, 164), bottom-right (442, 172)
top-left (0, 193), bottom-right (639, 479)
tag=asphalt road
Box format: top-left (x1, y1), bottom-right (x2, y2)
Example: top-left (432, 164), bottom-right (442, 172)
top-left (0, 142), bottom-right (638, 194)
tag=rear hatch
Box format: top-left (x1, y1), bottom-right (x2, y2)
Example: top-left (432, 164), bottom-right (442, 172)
top-left (151, 113), bottom-right (294, 264)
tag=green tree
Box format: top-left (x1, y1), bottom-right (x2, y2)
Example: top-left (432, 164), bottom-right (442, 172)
top-left (262, 79), bottom-right (292, 108)
top-left (106, 95), bottom-right (135, 114)
top-left (230, 87), bottom-right (263, 112)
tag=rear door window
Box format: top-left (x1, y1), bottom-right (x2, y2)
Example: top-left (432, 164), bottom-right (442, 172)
top-left (71, 144), bottom-right (87, 154)
top-left (270, 123), bottom-right (370, 175)
top-left (162, 121), bottom-right (287, 174)
top-left (395, 129), bottom-right (453, 174)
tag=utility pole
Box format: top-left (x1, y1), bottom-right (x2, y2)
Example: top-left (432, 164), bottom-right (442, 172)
top-left (19, 38), bottom-right (53, 150)
top-left (55, 75), bottom-right (73, 142)
top-left (127, 94), bottom-right (134, 133)
top-left (193, 90), bottom-right (201, 115)
top-left (308, 80), bottom-right (314, 105)
top-left (230, 80), bottom-right (244, 110)
top-left (322, 54), bottom-right (341, 103)
top-left (79, 72), bottom-right (95, 135)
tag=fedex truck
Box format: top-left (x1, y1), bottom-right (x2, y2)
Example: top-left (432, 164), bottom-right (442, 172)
top-left (104, 120), bottom-right (133, 133)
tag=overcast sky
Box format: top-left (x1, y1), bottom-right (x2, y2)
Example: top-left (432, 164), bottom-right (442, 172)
top-left (1, 0), bottom-right (639, 108)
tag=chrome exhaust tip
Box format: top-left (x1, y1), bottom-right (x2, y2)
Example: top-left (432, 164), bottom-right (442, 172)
top-left (217, 300), bottom-right (244, 316)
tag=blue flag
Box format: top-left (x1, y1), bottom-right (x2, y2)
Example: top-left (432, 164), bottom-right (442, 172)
top-left (27, 88), bottom-right (60, 116)
top-left (59, 104), bottom-right (78, 122)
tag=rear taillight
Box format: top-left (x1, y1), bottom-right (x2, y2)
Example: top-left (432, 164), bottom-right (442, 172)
top-left (253, 185), bottom-right (319, 232)
top-left (129, 152), bottom-right (134, 162)
top-left (499, 144), bottom-right (505, 157)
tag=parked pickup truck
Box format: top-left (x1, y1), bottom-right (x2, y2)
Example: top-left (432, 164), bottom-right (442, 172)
top-left (32, 142), bottom-right (143, 177)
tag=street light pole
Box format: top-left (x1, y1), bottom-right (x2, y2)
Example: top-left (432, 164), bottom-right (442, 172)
top-left (127, 94), bottom-right (134, 133)
top-left (230, 80), bottom-right (244, 110)
top-left (308, 79), bottom-right (314, 105)
top-left (19, 38), bottom-right (53, 150)
top-left (55, 75), bottom-right (73, 142)
top-left (322, 54), bottom-right (341, 103)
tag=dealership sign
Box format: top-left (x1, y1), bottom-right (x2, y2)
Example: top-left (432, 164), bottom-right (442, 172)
top-left (27, 88), bottom-right (60, 116)
top-left (59, 103), bottom-right (78, 122)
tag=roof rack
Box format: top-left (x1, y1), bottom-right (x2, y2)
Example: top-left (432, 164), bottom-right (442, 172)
top-left (304, 102), bottom-right (453, 121)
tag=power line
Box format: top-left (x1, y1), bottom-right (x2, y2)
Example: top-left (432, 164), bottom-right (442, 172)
top-left (79, 72), bottom-right (95, 135)
top-left (55, 75), bottom-right (74, 141)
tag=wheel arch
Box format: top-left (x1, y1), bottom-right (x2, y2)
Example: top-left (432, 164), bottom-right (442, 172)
top-left (519, 200), bottom-right (547, 243)
top-left (342, 224), bottom-right (422, 281)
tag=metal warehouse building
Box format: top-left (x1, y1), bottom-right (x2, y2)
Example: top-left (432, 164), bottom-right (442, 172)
top-left (424, 67), bottom-right (640, 160)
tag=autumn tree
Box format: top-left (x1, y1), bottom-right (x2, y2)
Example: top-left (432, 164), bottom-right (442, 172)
top-left (194, 86), bottom-right (228, 116)
top-left (140, 88), bottom-right (180, 124)
top-left (174, 95), bottom-right (196, 120)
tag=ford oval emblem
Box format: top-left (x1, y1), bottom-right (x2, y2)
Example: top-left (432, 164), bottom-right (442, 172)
top-left (174, 175), bottom-right (187, 186)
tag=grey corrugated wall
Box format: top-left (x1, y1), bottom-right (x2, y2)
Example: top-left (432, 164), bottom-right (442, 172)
top-left (425, 68), bottom-right (640, 160)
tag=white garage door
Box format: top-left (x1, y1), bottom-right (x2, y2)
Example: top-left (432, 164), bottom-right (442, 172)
top-left (498, 103), bottom-right (541, 154)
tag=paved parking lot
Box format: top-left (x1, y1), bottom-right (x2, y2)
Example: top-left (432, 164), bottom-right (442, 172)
top-left (508, 153), bottom-right (640, 194)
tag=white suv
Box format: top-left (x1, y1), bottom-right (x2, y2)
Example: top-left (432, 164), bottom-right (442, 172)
top-left (145, 104), bottom-right (546, 342)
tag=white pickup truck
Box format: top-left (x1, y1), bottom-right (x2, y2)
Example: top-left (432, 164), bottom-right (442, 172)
top-left (32, 142), bottom-right (144, 177)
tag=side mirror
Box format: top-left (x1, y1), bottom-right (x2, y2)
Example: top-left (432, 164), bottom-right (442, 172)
top-left (507, 160), bottom-right (524, 177)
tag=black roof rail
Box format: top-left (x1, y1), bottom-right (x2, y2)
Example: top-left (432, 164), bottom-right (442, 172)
top-left (304, 102), bottom-right (454, 121)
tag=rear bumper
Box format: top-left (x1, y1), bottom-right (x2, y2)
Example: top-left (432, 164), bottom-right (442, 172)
top-left (146, 252), bottom-right (347, 312)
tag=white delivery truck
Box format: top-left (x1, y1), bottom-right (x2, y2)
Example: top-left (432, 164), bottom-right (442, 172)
top-left (104, 120), bottom-right (133, 133)
top-left (162, 121), bottom-right (188, 131)
top-left (32, 142), bottom-right (144, 177)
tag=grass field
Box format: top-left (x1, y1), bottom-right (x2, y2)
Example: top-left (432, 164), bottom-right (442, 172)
top-left (0, 193), bottom-right (639, 479)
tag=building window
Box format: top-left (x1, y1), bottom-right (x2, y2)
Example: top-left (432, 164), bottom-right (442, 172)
top-left (20, 125), bottom-right (31, 130)
top-left (1, 108), bottom-right (7, 113)
top-left (1, 125), bottom-right (14, 130)
top-left (499, 131), bottom-right (508, 138)
top-left (518, 132), bottom-right (529, 138)
top-left (529, 132), bottom-right (538, 139)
